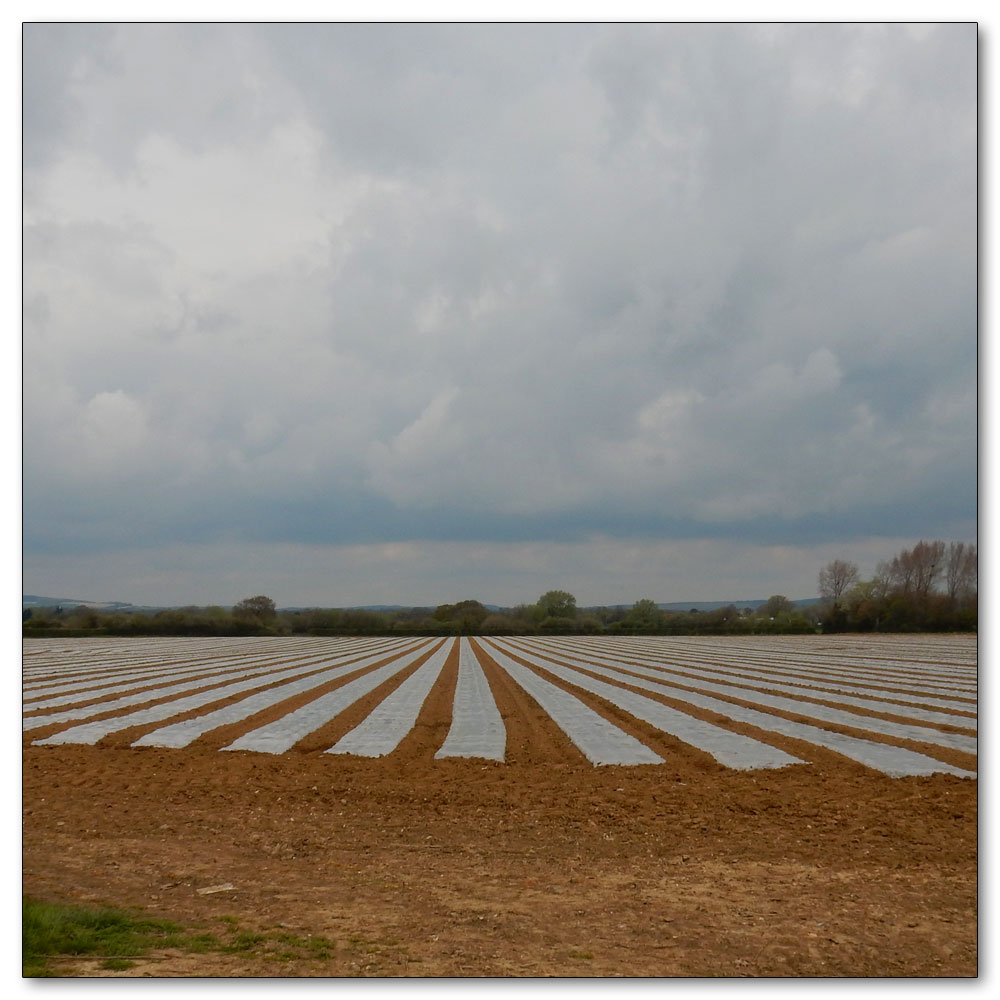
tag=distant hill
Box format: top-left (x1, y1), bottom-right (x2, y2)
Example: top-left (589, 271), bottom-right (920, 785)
top-left (25, 594), bottom-right (818, 614)
top-left (22, 594), bottom-right (145, 611)
top-left (276, 605), bottom-right (502, 613)
top-left (585, 599), bottom-right (818, 613)
top-left (657, 599), bottom-right (820, 612)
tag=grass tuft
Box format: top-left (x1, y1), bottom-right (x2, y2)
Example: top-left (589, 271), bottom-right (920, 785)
top-left (22, 897), bottom-right (190, 977)
top-left (23, 897), bottom-right (341, 976)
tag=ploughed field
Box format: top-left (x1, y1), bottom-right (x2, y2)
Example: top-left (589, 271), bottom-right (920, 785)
top-left (22, 634), bottom-right (977, 977)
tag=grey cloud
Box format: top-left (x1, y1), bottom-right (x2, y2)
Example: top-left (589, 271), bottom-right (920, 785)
top-left (22, 23), bottom-right (976, 602)
top-left (24, 24), bottom-right (295, 174)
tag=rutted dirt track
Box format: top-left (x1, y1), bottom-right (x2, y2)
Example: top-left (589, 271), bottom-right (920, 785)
top-left (22, 634), bottom-right (977, 977)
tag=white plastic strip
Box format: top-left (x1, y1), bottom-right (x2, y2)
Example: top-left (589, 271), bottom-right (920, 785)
top-left (31, 640), bottom-right (429, 745)
top-left (25, 655), bottom-right (322, 714)
top-left (131, 640), bottom-right (433, 750)
top-left (533, 640), bottom-right (977, 728)
top-left (567, 635), bottom-right (978, 687)
top-left (22, 638), bottom-right (378, 696)
top-left (326, 639), bottom-right (454, 757)
top-left (25, 663), bottom-right (309, 732)
top-left (22, 636), bottom-right (322, 682)
top-left (508, 642), bottom-right (974, 778)
top-left (489, 639), bottom-right (802, 771)
top-left (435, 638), bottom-right (506, 761)
top-left (559, 637), bottom-right (978, 702)
top-left (484, 643), bottom-right (663, 766)
top-left (222, 641), bottom-right (444, 755)
top-left (522, 641), bottom-right (976, 755)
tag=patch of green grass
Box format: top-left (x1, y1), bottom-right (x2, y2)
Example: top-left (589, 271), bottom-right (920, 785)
top-left (180, 932), bottom-right (224, 954)
top-left (221, 931), bottom-right (269, 953)
top-left (23, 897), bottom-right (341, 976)
top-left (22, 897), bottom-right (198, 977)
top-left (274, 931), bottom-right (334, 953)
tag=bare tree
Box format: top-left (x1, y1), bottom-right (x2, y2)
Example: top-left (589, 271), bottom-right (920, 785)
top-left (818, 559), bottom-right (860, 606)
top-left (945, 542), bottom-right (978, 604)
top-left (912, 540), bottom-right (946, 599)
top-left (881, 540), bottom-right (946, 600)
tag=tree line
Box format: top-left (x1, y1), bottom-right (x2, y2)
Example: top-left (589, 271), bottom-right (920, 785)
top-left (815, 540), bottom-right (976, 632)
top-left (22, 590), bottom-right (819, 637)
top-left (23, 539), bottom-right (975, 638)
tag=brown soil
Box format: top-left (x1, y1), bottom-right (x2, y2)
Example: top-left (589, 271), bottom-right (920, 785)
top-left (22, 638), bottom-right (978, 978)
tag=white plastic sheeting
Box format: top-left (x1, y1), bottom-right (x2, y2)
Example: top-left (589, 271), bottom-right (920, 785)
top-left (488, 638), bottom-right (803, 771)
top-left (26, 653), bottom-right (332, 717)
top-left (22, 637), bottom-right (392, 699)
top-left (435, 638), bottom-right (506, 761)
top-left (531, 640), bottom-right (977, 729)
top-left (22, 636), bottom-right (320, 682)
top-left (577, 636), bottom-right (977, 693)
top-left (130, 640), bottom-right (430, 750)
top-left (31, 639), bottom-right (430, 745)
top-left (23, 635), bottom-right (977, 777)
top-left (515, 642), bottom-right (976, 756)
top-left (484, 643), bottom-right (664, 766)
top-left (327, 639), bottom-right (453, 757)
top-left (503, 640), bottom-right (974, 779)
top-left (555, 637), bottom-right (978, 703)
top-left (221, 640), bottom-right (445, 755)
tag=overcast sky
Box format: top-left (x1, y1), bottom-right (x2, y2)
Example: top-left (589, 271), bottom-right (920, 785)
top-left (21, 22), bottom-right (977, 608)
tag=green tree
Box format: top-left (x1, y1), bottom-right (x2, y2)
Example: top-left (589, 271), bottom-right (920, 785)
top-left (842, 580), bottom-right (883, 631)
top-left (624, 598), bottom-right (662, 632)
top-left (479, 613), bottom-right (518, 635)
top-left (340, 609), bottom-right (387, 633)
top-left (432, 599), bottom-right (490, 633)
top-left (536, 590), bottom-right (577, 620)
top-left (66, 605), bottom-right (102, 629)
top-left (758, 595), bottom-right (795, 618)
top-left (233, 595), bottom-right (277, 623)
